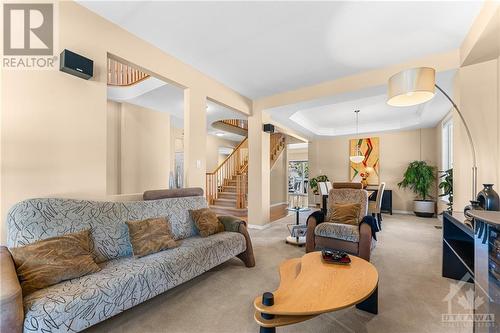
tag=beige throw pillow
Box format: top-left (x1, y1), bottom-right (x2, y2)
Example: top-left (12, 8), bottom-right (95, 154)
top-left (190, 208), bottom-right (225, 237)
top-left (126, 217), bottom-right (178, 258)
top-left (330, 203), bottom-right (361, 225)
top-left (10, 229), bottom-right (101, 296)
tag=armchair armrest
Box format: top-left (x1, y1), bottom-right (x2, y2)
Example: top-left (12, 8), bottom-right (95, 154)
top-left (306, 211), bottom-right (324, 253)
top-left (358, 221), bottom-right (373, 261)
top-left (217, 216), bottom-right (255, 268)
top-left (0, 246), bottom-right (23, 333)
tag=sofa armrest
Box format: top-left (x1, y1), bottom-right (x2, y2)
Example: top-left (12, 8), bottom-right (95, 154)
top-left (0, 246), bottom-right (23, 333)
top-left (358, 222), bottom-right (373, 261)
top-left (217, 216), bottom-right (255, 268)
top-left (217, 215), bottom-right (246, 232)
top-left (306, 214), bottom-right (319, 253)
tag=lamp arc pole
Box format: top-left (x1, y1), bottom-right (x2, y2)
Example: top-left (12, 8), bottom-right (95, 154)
top-left (435, 84), bottom-right (477, 201)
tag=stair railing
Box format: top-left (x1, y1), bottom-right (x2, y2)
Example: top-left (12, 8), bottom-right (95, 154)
top-left (107, 58), bottom-right (150, 86)
top-left (206, 138), bottom-right (248, 205)
top-left (270, 133), bottom-right (286, 168)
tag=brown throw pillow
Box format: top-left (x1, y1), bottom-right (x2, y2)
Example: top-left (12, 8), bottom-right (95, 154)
top-left (126, 217), bottom-right (178, 258)
top-left (10, 229), bottom-right (101, 296)
top-left (330, 203), bottom-right (361, 225)
top-left (190, 208), bottom-right (224, 237)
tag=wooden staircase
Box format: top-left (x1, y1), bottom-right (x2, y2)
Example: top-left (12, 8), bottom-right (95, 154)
top-left (206, 138), bottom-right (249, 217)
top-left (270, 133), bottom-right (286, 168)
top-left (206, 132), bottom-right (286, 217)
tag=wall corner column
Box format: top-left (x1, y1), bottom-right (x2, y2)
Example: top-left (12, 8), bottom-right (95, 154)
top-left (248, 103), bottom-right (270, 226)
top-left (184, 88), bottom-right (207, 191)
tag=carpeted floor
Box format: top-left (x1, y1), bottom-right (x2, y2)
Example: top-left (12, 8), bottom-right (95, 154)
top-left (86, 213), bottom-right (472, 333)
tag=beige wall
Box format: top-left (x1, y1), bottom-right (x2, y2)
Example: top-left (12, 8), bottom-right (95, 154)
top-left (288, 148), bottom-right (308, 161)
top-left (206, 135), bottom-right (238, 172)
top-left (120, 103), bottom-right (171, 194)
top-left (454, 59), bottom-right (499, 209)
top-left (1, 1), bottom-right (251, 243)
top-left (107, 100), bottom-right (121, 194)
top-left (270, 148), bottom-right (288, 205)
top-left (107, 101), bottom-right (172, 194)
top-left (309, 128), bottom-right (438, 212)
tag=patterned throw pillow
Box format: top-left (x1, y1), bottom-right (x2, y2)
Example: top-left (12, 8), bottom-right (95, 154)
top-left (330, 203), bottom-right (361, 225)
top-left (10, 229), bottom-right (101, 295)
top-left (189, 208), bottom-right (225, 237)
top-left (126, 217), bottom-right (178, 258)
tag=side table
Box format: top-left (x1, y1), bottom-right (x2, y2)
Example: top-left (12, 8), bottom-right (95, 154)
top-left (285, 207), bottom-right (310, 246)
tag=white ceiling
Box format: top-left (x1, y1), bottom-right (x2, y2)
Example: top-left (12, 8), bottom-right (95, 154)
top-left (267, 69), bottom-right (456, 138)
top-left (80, 1), bottom-right (482, 99)
top-left (108, 78), bottom-right (247, 142)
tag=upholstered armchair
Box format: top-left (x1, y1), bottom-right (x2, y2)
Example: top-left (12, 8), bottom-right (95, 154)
top-left (306, 188), bottom-right (376, 261)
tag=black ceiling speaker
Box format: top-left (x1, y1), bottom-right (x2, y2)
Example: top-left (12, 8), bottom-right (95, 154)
top-left (263, 124), bottom-right (275, 133)
top-left (59, 49), bottom-right (93, 80)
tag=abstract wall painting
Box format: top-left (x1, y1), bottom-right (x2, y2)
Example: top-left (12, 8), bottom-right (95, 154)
top-left (349, 137), bottom-right (380, 185)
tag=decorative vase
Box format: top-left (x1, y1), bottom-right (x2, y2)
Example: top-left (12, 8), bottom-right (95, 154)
top-left (361, 178), bottom-right (368, 189)
top-left (477, 184), bottom-right (500, 211)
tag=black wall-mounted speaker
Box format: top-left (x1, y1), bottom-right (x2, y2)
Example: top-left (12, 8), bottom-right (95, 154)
top-left (59, 49), bottom-right (93, 80)
top-left (263, 123), bottom-right (275, 133)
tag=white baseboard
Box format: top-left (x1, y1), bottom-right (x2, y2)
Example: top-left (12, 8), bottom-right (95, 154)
top-left (392, 210), bottom-right (413, 215)
top-left (247, 223), bottom-right (273, 230)
top-left (270, 202), bottom-right (287, 208)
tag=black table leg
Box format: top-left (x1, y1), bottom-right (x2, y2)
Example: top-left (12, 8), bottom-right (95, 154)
top-left (356, 285), bottom-right (378, 314)
top-left (260, 327), bottom-right (276, 333)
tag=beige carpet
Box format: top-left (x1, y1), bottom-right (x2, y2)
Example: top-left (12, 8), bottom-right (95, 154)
top-left (86, 213), bottom-right (472, 333)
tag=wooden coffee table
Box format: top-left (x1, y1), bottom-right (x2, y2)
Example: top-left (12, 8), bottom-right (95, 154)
top-left (253, 252), bottom-right (378, 332)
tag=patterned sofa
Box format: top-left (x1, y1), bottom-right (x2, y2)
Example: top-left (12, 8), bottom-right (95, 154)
top-left (0, 189), bottom-right (254, 332)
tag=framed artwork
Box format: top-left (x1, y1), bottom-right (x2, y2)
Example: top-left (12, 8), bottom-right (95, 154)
top-left (349, 137), bottom-right (380, 185)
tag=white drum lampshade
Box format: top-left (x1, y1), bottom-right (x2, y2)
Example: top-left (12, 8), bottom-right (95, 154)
top-left (387, 67), bottom-right (436, 107)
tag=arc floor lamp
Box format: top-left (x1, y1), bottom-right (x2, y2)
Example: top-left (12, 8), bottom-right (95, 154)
top-left (387, 67), bottom-right (477, 201)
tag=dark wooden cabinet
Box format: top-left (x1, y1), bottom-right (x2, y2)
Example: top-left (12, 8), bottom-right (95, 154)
top-left (368, 189), bottom-right (393, 215)
top-left (442, 212), bottom-right (474, 281)
top-left (380, 190), bottom-right (392, 215)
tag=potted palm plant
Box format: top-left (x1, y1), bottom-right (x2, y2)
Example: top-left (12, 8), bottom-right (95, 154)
top-left (438, 168), bottom-right (453, 213)
top-left (398, 161), bottom-right (437, 217)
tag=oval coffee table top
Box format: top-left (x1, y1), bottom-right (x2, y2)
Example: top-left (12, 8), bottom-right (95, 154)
top-left (254, 251), bottom-right (378, 316)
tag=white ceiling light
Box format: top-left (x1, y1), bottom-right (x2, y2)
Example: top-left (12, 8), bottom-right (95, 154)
top-left (349, 110), bottom-right (364, 164)
top-left (215, 132), bottom-right (225, 137)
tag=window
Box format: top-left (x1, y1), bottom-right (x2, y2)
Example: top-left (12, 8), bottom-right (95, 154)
top-left (442, 119), bottom-right (453, 170)
top-left (441, 118), bottom-right (453, 203)
top-left (288, 161), bottom-right (308, 194)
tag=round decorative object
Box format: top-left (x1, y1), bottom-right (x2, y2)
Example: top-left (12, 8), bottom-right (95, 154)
top-left (477, 184), bottom-right (500, 211)
top-left (464, 200), bottom-right (483, 220)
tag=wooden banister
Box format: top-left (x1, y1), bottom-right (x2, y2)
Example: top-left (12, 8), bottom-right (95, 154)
top-left (107, 58), bottom-right (150, 86)
top-left (206, 137), bottom-right (248, 206)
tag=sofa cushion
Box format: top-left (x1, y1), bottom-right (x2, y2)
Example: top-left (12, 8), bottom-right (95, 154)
top-left (22, 232), bottom-right (246, 333)
top-left (7, 196), bottom-right (207, 263)
top-left (10, 230), bottom-right (100, 296)
top-left (315, 222), bottom-right (360, 243)
top-left (126, 217), bottom-right (178, 258)
top-left (190, 208), bottom-right (224, 237)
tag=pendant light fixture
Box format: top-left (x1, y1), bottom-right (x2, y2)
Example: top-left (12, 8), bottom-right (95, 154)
top-left (350, 110), bottom-right (364, 164)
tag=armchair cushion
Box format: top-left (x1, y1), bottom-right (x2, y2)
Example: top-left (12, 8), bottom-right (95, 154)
top-left (330, 203), bottom-right (361, 225)
top-left (314, 222), bottom-right (360, 243)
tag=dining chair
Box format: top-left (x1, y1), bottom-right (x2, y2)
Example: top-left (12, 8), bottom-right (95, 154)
top-left (368, 182), bottom-right (386, 229)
